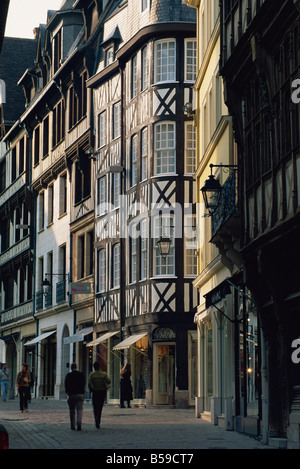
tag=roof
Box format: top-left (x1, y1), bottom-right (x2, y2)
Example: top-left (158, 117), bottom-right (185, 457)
top-left (0, 36), bottom-right (37, 124)
top-left (0, 0), bottom-right (10, 53)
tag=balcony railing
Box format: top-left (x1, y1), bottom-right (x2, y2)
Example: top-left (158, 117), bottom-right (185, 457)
top-left (211, 171), bottom-right (239, 239)
top-left (56, 280), bottom-right (66, 304)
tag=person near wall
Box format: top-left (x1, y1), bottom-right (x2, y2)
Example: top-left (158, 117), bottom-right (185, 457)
top-left (16, 364), bottom-right (31, 412)
top-left (65, 363), bottom-right (86, 431)
top-left (0, 363), bottom-right (9, 402)
top-left (88, 361), bottom-right (111, 429)
top-left (120, 363), bottom-right (133, 408)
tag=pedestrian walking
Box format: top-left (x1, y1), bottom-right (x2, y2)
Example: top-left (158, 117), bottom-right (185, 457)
top-left (0, 363), bottom-right (9, 402)
top-left (16, 364), bottom-right (31, 412)
top-left (120, 363), bottom-right (133, 408)
top-left (65, 363), bottom-right (86, 431)
top-left (88, 361), bottom-right (111, 429)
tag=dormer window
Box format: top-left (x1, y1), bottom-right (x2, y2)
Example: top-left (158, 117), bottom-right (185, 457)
top-left (53, 28), bottom-right (62, 74)
top-left (105, 46), bottom-right (114, 66)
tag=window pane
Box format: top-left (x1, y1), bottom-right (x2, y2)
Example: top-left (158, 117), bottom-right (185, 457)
top-left (155, 40), bottom-right (176, 82)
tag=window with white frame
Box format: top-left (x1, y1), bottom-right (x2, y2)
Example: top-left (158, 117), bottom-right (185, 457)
top-left (131, 134), bottom-right (138, 185)
top-left (112, 172), bottom-right (120, 208)
top-left (98, 176), bottom-right (107, 215)
top-left (130, 236), bottom-right (137, 282)
top-left (112, 243), bottom-right (120, 287)
top-left (105, 46), bottom-right (114, 66)
top-left (154, 39), bottom-right (176, 83)
top-left (141, 0), bottom-right (148, 12)
top-left (141, 46), bottom-right (148, 91)
top-left (131, 54), bottom-right (137, 98)
top-left (184, 215), bottom-right (197, 276)
top-left (98, 111), bottom-right (106, 148)
top-left (184, 122), bottom-right (196, 174)
top-left (185, 39), bottom-right (197, 82)
top-left (140, 218), bottom-right (148, 280)
top-left (141, 127), bottom-right (148, 180)
top-left (153, 214), bottom-right (175, 276)
top-left (154, 121), bottom-right (176, 174)
top-left (98, 248), bottom-right (106, 292)
top-left (113, 101), bottom-right (121, 139)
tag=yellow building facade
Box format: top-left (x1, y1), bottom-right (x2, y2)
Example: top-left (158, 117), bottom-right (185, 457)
top-left (184, 0), bottom-right (253, 430)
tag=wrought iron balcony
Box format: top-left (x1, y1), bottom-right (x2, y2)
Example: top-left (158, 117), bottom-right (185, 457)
top-left (211, 171), bottom-right (239, 241)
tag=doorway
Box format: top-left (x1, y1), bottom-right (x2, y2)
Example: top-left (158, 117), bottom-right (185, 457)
top-left (153, 343), bottom-right (175, 405)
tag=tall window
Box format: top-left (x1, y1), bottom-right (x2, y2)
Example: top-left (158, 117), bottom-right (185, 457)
top-left (185, 39), bottom-right (197, 82)
top-left (98, 248), bottom-right (106, 292)
top-left (141, 219), bottom-right (148, 280)
top-left (154, 122), bottom-right (176, 174)
top-left (112, 172), bottom-right (120, 208)
top-left (155, 39), bottom-right (176, 83)
top-left (43, 116), bottom-right (49, 157)
top-left (130, 237), bottom-right (137, 282)
top-left (53, 101), bottom-right (65, 147)
top-left (75, 157), bottom-right (91, 204)
top-left (112, 243), bottom-right (120, 287)
top-left (19, 137), bottom-right (25, 175)
top-left (59, 173), bottom-right (67, 216)
top-left (131, 134), bottom-right (138, 185)
top-left (0, 159), bottom-right (6, 193)
top-left (141, 46), bottom-right (148, 91)
top-left (86, 230), bottom-right (94, 277)
top-left (53, 29), bottom-right (62, 73)
top-left (113, 102), bottom-right (121, 139)
top-left (184, 122), bottom-right (196, 174)
top-left (34, 126), bottom-right (40, 166)
top-left (154, 214), bottom-right (175, 276)
top-left (98, 176), bottom-right (107, 215)
top-left (98, 111), bottom-right (106, 148)
top-left (48, 184), bottom-right (54, 225)
top-left (184, 215), bottom-right (197, 276)
top-left (141, 127), bottom-right (148, 180)
top-left (131, 55), bottom-right (137, 98)
top-left (78, 235), bottom-right (85, 279)
top-left (11, 147), bottom-right (16, 182)
top-left (39, 192), bottom-right (44, 231)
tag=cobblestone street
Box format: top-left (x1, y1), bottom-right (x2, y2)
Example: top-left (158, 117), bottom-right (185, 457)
top-left (0, 397), bottom-right (269, 453)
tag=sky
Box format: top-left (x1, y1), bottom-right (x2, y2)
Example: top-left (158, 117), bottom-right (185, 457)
top-left (5, 0), bottom-right (63, 39)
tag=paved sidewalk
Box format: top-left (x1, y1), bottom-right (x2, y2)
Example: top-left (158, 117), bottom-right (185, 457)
top-left (0, 397), bottom-right (269, 451)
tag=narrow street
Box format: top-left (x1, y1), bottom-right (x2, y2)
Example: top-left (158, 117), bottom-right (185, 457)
top-left (0, 397), bottom-right (268, 452)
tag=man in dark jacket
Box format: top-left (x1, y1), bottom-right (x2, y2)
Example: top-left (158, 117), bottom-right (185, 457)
top-left (65, 363), bottom-right (86, 431)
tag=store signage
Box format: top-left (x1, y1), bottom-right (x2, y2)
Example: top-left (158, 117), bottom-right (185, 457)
top-left (70, 282), bottom-right (92, 294)
top-left (204, 280), bottom-right (231, 308)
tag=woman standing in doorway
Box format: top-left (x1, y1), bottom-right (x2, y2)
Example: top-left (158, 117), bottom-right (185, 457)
top-left (16, 364), bottom-right (31, 412)
top-left (120, 363), bottom-right (133, 408)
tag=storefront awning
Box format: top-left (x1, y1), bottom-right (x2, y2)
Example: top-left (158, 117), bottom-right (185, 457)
top-left (113, 332), bottom-right (147, 351)
top-left (24, 330), bottom-right (56, 346)
top-left (86, 331), bottom-right (119, 347)
top-left (64, 327), bottom-right (93, 344)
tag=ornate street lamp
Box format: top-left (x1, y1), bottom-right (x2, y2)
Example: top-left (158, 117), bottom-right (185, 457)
top-left (157, 236), bottom-right (171, 257)
top-left (201, 164), bottom-right (238, 215)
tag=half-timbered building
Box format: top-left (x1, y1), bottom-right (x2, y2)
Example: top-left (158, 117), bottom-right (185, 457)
top-left (87, 0), bottom-right (198, 408)
top-left (220, 0), bottom-right (300, 447)
top-left (0, 36), bottom-right (37, 396)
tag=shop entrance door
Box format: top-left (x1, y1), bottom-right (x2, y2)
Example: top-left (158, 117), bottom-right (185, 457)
top-left (154, 343), bottom-right (175, 405)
